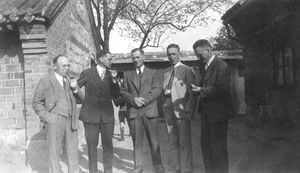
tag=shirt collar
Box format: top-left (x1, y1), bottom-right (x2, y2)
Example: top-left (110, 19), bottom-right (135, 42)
top-left (206, 55), bottom-right (215, 69)
top-left (55, 72), bottom-right (64, 87)
top-left (97, 64), bottom-right (106, 73)
top-left (136, 65), bottom-right (145, 74)
top-left (173, 61), bottom-right (181, 68)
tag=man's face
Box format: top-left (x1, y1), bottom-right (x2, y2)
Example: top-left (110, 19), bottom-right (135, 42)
top-left (98, 54), bottom-right (112, 69)
top-left (131, 51), bottom-right (145, 68)
top-left (194, 46), bottom-right (212, 64)
top-left (167, 47), bottom-right (180, 66)
top-left (54, 56), bottom-right (70, 77)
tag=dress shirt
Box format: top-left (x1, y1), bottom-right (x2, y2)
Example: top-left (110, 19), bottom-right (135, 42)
top-left (205, 55), bottom-right (215, 70)
top-left (96, 64), bottom-right (106, 79)
top-left (55, 72), bottom-right (65, 87)
top-left (136, 65), bottom-right (145, 75)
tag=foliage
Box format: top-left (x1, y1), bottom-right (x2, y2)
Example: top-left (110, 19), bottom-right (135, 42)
top-left (119, 0), bottom-right (234, 49)
top-left (85, 0), bottom-right (131, 53)
top-left (210, 25), bottom-right (242, 50)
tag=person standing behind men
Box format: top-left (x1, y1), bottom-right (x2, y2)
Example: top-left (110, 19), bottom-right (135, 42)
top-left (162, 44), bottom-right (196, 173)
top-left (77, 52), bottom-right (120, 173)
top-left (32, 55), bottom-right (84, 173)
top-left (191, 39), bottom-right (233, 173)
top-left (122, 48), bottom-right (165, 173)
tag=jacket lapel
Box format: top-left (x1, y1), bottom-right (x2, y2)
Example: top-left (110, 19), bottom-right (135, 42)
top-left (91, 66), bottom-right (103, 91)
top-left (204, 56), bottom-right (218, 82)
top-left (140, 67), bottom-right (149, 87)
top-left (50, 73), bottom-right (63, 92)
top-left (130, 70), bottom-right (140, 92)
top-left (164, 67), bottom-right (173, 89)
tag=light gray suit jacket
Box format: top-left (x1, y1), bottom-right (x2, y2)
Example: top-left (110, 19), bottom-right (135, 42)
top-left (32, 73), bottom-right (83, 130)
top-left (163, 62), bottom-right (196, 119)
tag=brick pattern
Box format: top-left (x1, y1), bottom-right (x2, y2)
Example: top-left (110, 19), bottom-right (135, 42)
top-left (0, 31), bottom-right (24, 128)
top-left (46, 0), bottom-right (96, 76)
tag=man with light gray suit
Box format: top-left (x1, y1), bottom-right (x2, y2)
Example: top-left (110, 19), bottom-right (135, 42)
top-left (32, 55), bottom-right (83, 173)
top-left (162, 44), bottom-right (196, 173)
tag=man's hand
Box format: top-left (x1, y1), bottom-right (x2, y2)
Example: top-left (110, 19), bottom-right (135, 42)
top-left (191, 84), bottom-right (201, 93)
top-left (134, 97), bottom-right (145, 107)
top-left (70, 78), bottom-right (78, 92)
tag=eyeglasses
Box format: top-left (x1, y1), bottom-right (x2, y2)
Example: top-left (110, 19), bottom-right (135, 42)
top-left (61, 64), bottom-right (71, 68)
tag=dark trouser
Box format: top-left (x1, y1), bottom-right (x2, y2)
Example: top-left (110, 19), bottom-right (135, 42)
top-left (83, 120), bottom-right (114, 173)
top-left (128, 112), bottom-right (164, 173)
top-left (47, 114), bottom-right (79, 173)
top-left (163, 97), bottom-right (192, 173)
top-left (201, 114), bottom-right (228, 173)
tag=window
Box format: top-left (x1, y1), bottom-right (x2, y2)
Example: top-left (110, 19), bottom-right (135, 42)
top-left (276, 46), bottom-right (295, 87)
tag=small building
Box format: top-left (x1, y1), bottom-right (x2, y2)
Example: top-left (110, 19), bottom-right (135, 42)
top-left (222, 0), bottom-right (300, 126)
top-left (0, 0), bottom-right (96, 129)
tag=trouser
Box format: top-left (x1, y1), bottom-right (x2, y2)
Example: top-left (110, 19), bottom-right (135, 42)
top-left (83, 120), bottom-right (114, 173)
top-left (128, 112), bottom-right (164, 173)
top-left (201, 114), bottom-right (228, 173)
top-left (163, 97), bottom-right (192, 173)
top-left (47, 114), bottom-right (79, 173)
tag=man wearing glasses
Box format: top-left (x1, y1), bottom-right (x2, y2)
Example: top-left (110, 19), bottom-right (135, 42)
top-left (191, 39), bottom-right (233, 173)
top-left (32, 55), bottom-right (83, 173)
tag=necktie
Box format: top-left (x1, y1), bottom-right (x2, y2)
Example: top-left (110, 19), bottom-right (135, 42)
top-left (166, 67), bottom-right (175, 90)
top-left (137, 67), bottom-right (142, 77)
top-left (100, 70), bottom-right (106, 81)
top-left (63, 78), bottom-right (66, 90)
top-left (63, 78), bottom-right (72, 116)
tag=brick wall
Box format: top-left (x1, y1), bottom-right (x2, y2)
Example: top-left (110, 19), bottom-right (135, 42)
top-left (0, 0), bottom-right (96, 129)
top-left (0, 30), bottom-right (25, 128)
top-left (46, 0), bottom-right (95, 76)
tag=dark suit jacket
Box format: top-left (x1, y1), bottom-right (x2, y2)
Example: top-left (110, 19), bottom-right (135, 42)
top-left (32, 73), bottom-right (83, 130)
top-left (122, 67), bottom-right (162, 119)
top-left (195, 56), bottom-right (233, 123)
top-left (77, 66), bottom-right (120, 123)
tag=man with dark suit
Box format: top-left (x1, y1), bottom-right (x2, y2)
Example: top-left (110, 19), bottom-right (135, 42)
top-left (191, 39), bottom-right (233, 173)
top-left (32, 55), bottom-right (84, 173)
top-left (77, 52), bottom-right (120, 173)
top-left (122, 48), bottom-right (164, 173)
top-left (162, 44), bottom-right (196, 173)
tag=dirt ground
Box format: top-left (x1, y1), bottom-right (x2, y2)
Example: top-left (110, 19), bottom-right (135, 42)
top-left (0, 116), bottom-right (204, 173)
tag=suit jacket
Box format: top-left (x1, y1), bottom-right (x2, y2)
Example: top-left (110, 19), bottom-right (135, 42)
top-left (195, 56), bottom-right (233, 123)
top-left (32, 73), bottom-right (83, 130)
top-left (122, 67), bottom-right (161, 119)
top-left (163, 62), bottom-right (196, 119)
top-left (77, 66), bottom-right (120, 124)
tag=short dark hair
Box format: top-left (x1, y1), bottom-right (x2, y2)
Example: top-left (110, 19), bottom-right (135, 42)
top-left (167, 44), bottom-right (180, 52)
top-left (53, 54), bottom-right (65, 65)
top-left (131, 48), bottom-right (144, 55)
top-left (192, 39), bottom-right (213, 50)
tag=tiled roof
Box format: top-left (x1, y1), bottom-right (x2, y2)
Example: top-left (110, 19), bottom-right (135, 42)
top-left (0, 0), bottom-right (67, 25)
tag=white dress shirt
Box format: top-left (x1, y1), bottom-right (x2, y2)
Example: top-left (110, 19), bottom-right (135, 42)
top-left (55, 72), bottom-right (64, 87)
top-left (205, 55), bottom-right (215, 70)
top-left (96, 65), bottom-right (106, 79)
top-left (136, 65), bottom-right (145, 75)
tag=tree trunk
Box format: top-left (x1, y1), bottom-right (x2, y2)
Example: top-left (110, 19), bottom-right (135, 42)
top-left (139, 32), bottom-right (149, 49)
top-left (85, 0), bottom-right (102, 53)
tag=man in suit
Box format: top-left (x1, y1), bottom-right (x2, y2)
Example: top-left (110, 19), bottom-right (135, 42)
top-left (77, 52), bottom-right (120, 173)
top-left (191, 39), bottom-right (233, 173)
top-left (162, 44), bottom-right (196, 173)
top-left (122, 48), bottom-right (164, 173)
top-left (32, 55), bottom-right (84, 173)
